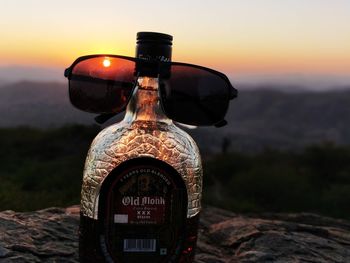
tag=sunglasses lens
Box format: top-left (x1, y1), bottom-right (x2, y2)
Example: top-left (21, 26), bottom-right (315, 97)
top-left (69, 56), bottom-right (136, 113)
top-left (160, 65), bottom-right (231, 126)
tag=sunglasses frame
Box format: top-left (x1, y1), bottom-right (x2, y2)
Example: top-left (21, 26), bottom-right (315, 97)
top-left (64, 54), bottom-right (237, 127)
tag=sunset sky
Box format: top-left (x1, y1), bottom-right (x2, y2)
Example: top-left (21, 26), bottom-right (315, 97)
top-left (1, 0), bottom-right (349, 85)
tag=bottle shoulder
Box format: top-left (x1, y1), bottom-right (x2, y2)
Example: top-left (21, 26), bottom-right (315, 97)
top-left (90, 120), bottom-right (200, 158)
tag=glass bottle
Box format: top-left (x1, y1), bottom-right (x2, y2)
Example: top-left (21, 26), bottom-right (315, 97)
top-left (79, 32), bottom-right (203, 263)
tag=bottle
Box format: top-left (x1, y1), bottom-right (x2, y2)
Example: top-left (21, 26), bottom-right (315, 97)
top-left (79, 32), bottom-right (203, 263)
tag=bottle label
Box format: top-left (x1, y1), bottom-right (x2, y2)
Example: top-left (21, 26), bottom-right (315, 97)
top-left (114, 168), bottom-right (170, 225)
top-left (99, 158), bottom-right (187, 262)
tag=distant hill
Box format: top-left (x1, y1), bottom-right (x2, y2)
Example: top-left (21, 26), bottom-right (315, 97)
top-left (1, 81), bottom-right (350, 152)
top-left (0, 81), bottom-right (94, 127)
top-left (0, 66), bottom-right (64, 83)
top-left (193, 88), bottom-right (350, 152)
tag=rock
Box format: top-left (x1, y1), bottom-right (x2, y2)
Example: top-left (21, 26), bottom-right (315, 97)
top-left (0, 207), bottom-right (79, 263)
top-left (1, 206), bottom-right (350, 262)
top-left (198, 208), bottom-right (350, 263)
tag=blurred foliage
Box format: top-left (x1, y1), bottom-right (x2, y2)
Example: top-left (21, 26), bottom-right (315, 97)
top-left (0, 125), bottom-right (100, 211)
top-left (203, 145), bottom-right (350, 219)
top-left (1, 125), bottom-right (350, 219)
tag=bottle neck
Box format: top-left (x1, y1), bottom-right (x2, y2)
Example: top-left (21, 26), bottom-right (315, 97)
top-left (123, 77), bottom-right (172, 124)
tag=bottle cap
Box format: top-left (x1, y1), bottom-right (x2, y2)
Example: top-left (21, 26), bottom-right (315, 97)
top-left (136, 31), bottom-right (173, 62)
top-left (137, 32), bottom-right (173, 45)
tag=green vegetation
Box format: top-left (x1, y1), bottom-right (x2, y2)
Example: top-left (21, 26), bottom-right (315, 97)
top-left (203, 146), bottom-right (350, 219)
top-left (0, 125), bottom-right (100, 211)
top-left (1, 125), bottom-right (350, 219)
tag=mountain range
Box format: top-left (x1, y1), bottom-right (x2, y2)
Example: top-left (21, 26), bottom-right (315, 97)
top-left (1, 81), bottom-right (350, 153)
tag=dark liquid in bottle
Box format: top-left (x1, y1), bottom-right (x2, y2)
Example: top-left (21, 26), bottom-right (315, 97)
top-left (79, 158), bottom-right (200, 263)
top-left (79, 214), bottom-right (199, 263)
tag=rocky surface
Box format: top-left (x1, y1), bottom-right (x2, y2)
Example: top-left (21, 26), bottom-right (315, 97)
top-left (1, 206), bottom-right (350, 262)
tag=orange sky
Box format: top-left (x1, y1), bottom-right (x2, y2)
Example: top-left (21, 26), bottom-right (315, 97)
top-left (1, 0), bottom-right (349, 81)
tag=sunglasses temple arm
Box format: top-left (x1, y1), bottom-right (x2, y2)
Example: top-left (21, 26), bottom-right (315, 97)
top-left (230, 87), bottom-right (238, 99)
top-left (214, 120), bottom-right (227, 128)
top-left (94, 113), bottom-right (117, 124)
top-left (94, 97), bottom-right (229, 127)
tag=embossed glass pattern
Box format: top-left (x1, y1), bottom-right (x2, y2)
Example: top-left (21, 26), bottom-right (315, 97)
top-left (81, 77), bottom-right (203, 219)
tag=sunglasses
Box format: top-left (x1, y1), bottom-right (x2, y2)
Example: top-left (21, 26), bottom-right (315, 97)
top-left (64, 55), bottom-right (237, 127)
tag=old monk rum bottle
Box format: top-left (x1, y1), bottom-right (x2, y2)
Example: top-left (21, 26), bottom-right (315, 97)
top-left (79, 32), bottom-right (202, 262)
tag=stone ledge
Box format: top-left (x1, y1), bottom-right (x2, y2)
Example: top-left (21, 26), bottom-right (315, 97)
top-left (1, 206), bottom-right (349, 262)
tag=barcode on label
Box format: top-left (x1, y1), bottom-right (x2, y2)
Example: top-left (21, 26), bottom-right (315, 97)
top-left (123, 239), bottom-right (156, 252)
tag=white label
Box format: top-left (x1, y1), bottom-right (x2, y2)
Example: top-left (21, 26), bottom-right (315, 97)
top-left (114, 214), bottom-right (128, 223)
top-left (123, 239), bottom-right (156, 252)
top-left (160, 248), bottom-right (167, 255)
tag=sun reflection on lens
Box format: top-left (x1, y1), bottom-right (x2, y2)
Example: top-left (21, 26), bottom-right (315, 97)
top-left (103, 58), bottom-right (111, 67)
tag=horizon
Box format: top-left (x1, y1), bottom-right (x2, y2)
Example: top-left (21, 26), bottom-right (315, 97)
top-left (0, 64), bottom-right (349, 91)
top-left (1, 0), bottom-right (349, 90)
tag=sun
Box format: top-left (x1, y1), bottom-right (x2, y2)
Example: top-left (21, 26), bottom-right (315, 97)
top-left (103, 58), bottom-right (111, 67)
